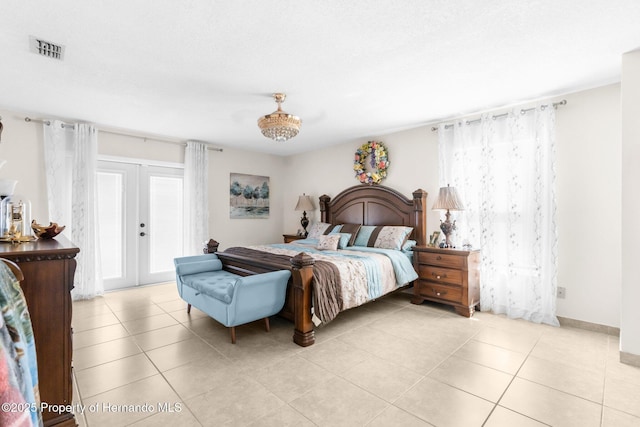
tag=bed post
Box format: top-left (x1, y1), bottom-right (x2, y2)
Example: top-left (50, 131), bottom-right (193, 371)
top-left (291, 252), bottom-right (315, 347)
top-left (204, 239), bottom-right (219, 254)
top-left (412, 189), bottom-right (428, 246)
top-left (319, 194), bottom-right (331, 223)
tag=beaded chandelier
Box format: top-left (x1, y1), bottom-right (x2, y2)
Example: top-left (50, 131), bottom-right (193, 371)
top-left (257, 93), bottom-right (301, 141)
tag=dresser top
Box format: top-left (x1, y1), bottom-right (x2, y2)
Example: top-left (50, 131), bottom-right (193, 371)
top-left (413, 245), bottom-right (480, 255)
top-left (0, 235), bottom-right (79, 257)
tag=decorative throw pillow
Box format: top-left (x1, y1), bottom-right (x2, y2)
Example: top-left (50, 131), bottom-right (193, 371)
top-left (338, 223), bottom-right (362, 246)
top-left (329, 232), bottom-right (352, 249)
top-left (316, 234), bottom-right (340, 251)
top-left (307, 222), bottom-right (332, 239)
top-left (371, 226), bottom-right (413, 250)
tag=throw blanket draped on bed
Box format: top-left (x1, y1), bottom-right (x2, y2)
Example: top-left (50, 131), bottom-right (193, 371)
top-left (223, 247), bottom-right (343, 323)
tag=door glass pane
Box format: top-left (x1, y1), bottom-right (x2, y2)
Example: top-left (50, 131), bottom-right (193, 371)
top-left (97, 171), bottom-right (124, 279)
top-left (148, 175), bottom-right (183, 274)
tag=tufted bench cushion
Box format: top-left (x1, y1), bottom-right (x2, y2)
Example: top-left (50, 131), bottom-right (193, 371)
top-left (180, 270), bottom-right (241, 304)
top-left (174, 253), bottom-right (291, 343)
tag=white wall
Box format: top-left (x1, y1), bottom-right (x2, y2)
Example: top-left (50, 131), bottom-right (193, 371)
top-left (208, 147), bottom-right (285, 250)
top-left (621, 50), bottom-right (640, 357)
top-left (555, 84), bottom-right (622, 327)
top-left (0, 110), bottom-right (48, 223)
top-left (282, 126), bottom-right (441, 239)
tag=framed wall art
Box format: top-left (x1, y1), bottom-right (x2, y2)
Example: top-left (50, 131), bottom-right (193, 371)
top-left (229, 173), bottom-right (270, 219)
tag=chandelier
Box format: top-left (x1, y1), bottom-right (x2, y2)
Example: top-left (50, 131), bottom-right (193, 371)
top-left (257, 93), bottom-right (301, 141)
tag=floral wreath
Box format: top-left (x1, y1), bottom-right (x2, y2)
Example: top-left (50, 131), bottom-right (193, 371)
top-left (354, 141), bottom-right (389, 185)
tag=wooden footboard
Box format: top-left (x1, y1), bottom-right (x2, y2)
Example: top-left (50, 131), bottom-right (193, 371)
top-left (204, 239), bottom-right (317, 347)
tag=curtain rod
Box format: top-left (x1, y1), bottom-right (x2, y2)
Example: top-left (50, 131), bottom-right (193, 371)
top-left (24, 117), bottom-right (223, 152)
top-left (430, 99), bottom-right (567, 132)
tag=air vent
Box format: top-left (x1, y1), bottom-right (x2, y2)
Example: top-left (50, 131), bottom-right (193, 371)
top-left (29, 36), bottom-right (65, 60)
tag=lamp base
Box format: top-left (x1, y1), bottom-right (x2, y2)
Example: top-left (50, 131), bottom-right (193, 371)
top-left (439, 209), bottom-right (457, 248)
top-left (300, 211), bottom-right (309, 237)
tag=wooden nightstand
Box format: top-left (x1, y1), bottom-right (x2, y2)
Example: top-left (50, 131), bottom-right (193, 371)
top-left (283, 234), bottom-right (305, 243)
top-left (411, 246), bottom-right (481, 317)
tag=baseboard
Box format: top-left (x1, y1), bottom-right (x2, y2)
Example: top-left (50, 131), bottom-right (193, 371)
top-left (557, 316), bottom-right (620, 336)
top-left (620, 351), bottom-right (640, 368)
top-left (556, 318), bottom-right (640, 367)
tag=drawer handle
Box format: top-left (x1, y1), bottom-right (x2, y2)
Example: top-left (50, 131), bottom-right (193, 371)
top-left (436, 256), bottom-right (442, 260)
top-left (435, 290), bottom-right (447, 296)
top-left (432, 273), bottom-right (447, 279)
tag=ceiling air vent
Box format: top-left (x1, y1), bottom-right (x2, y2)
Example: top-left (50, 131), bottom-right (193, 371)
top-left (29, 36), bottom-right (65, 60)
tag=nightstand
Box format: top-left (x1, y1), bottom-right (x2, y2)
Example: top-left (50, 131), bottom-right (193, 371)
top-left (283, 234), bottom-right (305, 243)
top-left (411, 246), bottom-right (481, 317)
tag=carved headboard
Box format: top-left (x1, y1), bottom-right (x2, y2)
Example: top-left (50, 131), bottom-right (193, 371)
top-left (319, 185), bottom-right (428, 246)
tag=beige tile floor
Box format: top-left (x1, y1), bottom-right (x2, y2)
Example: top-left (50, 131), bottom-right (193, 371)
top-left (70, 283), bottom-right (640, 427)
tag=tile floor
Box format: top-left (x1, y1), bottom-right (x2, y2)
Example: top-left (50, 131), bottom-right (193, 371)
top-left (70, 283), bottom-right (640, 427)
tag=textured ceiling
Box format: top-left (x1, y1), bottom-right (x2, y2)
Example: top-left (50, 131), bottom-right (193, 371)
top-left (1, 1), bottom-right (639, 156)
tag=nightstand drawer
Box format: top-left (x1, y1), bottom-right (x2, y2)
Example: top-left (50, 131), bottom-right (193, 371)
top-left (416, 265), bottom-right (463, 285)
top-left (415, 280), bottom-right (462, 303)
top-left (417, 251), bottom-right (465, 269)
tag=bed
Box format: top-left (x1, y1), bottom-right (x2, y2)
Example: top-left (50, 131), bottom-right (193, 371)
top-left (206, 185), bottom-right (428, 347)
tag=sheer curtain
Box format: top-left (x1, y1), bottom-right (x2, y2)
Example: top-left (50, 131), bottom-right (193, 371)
top-left (183, 141), bottom-right (209, 255)
top-left (438, 106), bottom-right (559, 325)
top-left (44, 121), bottom-right (103, 300)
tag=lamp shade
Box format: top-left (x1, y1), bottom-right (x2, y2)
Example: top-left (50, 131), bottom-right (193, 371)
top-left (295, 194), bottom-right (315, 212)
top-left (432, 185), bottom-right (464, 211)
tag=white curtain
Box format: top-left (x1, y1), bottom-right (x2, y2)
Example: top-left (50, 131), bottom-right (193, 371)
top-left (183, 141), bottom-right (209, 255)
top-left (438, 105), bottom-right (559, 326)
top-left (44, 121), bottom-right (103, 300)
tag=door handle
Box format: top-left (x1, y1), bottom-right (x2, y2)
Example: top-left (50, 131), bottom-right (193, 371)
top-left (140, 232), bottom-right (146, 237)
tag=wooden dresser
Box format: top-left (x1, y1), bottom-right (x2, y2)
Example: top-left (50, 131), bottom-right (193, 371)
top-left (0, 236), bottom-right (79, 427)
top-left (411, 246), bottom-right (480, 317)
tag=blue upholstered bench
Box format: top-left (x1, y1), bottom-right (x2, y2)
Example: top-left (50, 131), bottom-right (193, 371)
top-left (174, 253), bottom-right (291, 343)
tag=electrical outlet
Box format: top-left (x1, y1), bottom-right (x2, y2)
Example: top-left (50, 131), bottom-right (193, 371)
top-left (557, 287), bottom-right (566, 299)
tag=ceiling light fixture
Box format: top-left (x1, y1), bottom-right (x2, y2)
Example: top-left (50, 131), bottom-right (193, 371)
top-left (257, 93), bottom-right (301, 142)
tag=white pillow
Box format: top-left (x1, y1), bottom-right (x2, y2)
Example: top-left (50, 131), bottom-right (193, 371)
top-left (373, 226), bottom-right (413, 250)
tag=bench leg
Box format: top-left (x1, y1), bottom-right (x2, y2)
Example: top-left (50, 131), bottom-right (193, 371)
top-left (230, 326), bottom-right (236, 344)
top-left (264, 317), bottom-right (270, 332)
top-left (187, 303), bottom-right (191, 314)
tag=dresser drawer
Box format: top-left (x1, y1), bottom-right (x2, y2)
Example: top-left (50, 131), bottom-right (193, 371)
top-left (415, 280), bottom-right (462, 303)
top-left (416, 265), bottom-right (463, 286)
top-left (417, 251), bottom-right (465, 269)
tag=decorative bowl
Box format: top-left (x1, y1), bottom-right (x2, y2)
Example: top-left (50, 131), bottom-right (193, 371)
top-left (31, 220), bottom-right (65, 239)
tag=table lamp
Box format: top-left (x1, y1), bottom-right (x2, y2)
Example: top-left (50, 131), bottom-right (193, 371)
top-left (295, 194), bottom-right (315, 237)
top-left (432, 184), bottom-right (464, 248)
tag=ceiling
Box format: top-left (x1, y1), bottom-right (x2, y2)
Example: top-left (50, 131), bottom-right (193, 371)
top-left (1, 1), bottom-right (639, 156)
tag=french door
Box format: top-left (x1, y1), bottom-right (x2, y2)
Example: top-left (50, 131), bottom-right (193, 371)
top-left (97, 160), bottom-right (184, 290)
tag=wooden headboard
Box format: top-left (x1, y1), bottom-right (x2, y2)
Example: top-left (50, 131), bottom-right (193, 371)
top-left (319, 185), bottom-right (428, 246)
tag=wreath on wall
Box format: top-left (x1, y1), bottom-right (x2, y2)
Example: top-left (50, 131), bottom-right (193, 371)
top-left (354, 141), bottom-right (389, 185)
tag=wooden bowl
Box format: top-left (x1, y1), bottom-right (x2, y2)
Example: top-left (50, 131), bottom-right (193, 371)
top-left (31, 220), bottom-right (65, 239)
